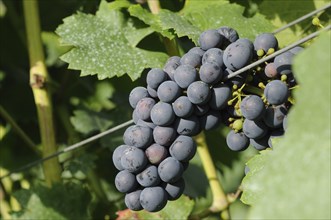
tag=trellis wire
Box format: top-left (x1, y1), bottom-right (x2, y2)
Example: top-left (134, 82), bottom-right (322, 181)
top-left (0, 5), bottom-right (330, 180)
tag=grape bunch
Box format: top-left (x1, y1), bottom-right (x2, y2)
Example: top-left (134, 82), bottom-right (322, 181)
top-left (112, 26), bottom-right (300, 212)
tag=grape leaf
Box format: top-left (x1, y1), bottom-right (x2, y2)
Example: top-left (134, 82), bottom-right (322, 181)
top-left (116, 195), bottom-right (194, 220)
top-left (70, 109), bottom-right (113, 135)
top-left (12, 183), bottom-right (91, 220)
top-left (241, 32), bottom-right (331, 219)
top-left (56, 0), bottom-right (168, 80)
top-left (128, 4), bottom-right (174, 39)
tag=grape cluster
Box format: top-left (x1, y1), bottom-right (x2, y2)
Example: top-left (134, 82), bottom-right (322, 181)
top-left (112, 26), bottom-right (300, 212)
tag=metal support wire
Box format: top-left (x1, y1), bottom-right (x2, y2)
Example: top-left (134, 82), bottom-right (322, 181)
top-left (1, 5), bottom-right (330, 180)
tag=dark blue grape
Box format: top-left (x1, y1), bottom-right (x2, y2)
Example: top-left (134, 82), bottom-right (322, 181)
top-left (194, 104), bottom-right (210, 116)
top-left (140, 186), bottom-right (168, 212)
top-left (145, 143), bottom-right (168, 165)
top-left (263, 104), bottom-right (287, 128)
top-left (163, 56), bottom-right (181, 81)
top-left (158, 157), bottom-right (184, 183)
top-left (202, 48), bottom-right (224, 68)
top-left (135, 97), bottom-right (156, 121)
top-left (226, 130), bottom-right (250, 151)
top-left (199, 29), bottom-right (223, 50)
top-left (157, 80), bottom-right (182, 103)
top-left (174, 65), bottom-right (198, 89)
top-left (189, 47), bottom-right (205, 57)
top-left (147, 85), bottom-right (158, 98)
top-left (151, 102), bottom-right (175, 126)
top-left (223, 41), bottom-right (253, 71)
top-left (243, 119), bottom-right (268, 139)
top-left (180, 52), bottom-right (202, 67)
top-left (199, 110), bottom-right (222, 130)
top-left (254, 33), bottom-right (278, 54)
top-left (146, 68), bottom-right (168, 89)
top-left (129, 87), bottom-right (149, 109)
top-left (163, 178), bottom-right (185, 201)
top-left (153, 126), bottom-right (177, 147)
top-left (187, 81), bottom-right (211, 105)
top-left (240, 95), bottom-right (265, 120)
top-left (250, 134), bottom-right (270, 150)
top-left (174, 115), bottom-right (201, 136)
top-left (172, 96), bottom-right (194, 118)
top-left (264, 80), bottom-right (289, 105)
top-left (236, 38), bottom-right (254, 50)
top-left (136, 119), bottom-right (157, 130)
top-left (170, 135), bottom-right (197, 162)
top-left (132, 109), bottom-right (139, 124)
top-left (199, 62), bottom-right (223, 85)
top-left (264, 62), bottom-right (278, 78)
top-left (115, 170), bottom-right (138, 193)
top-left (209, 84), bottom-right (231, 110)
top-left (274, 51), bottom-right (294, 75)
top-left (112, 144), bottom-right (130, 171)
top-left (136, 165), bottom-right (160, 187)
top-left (121, 146), bottom-right (148, 173)
top-left (123, 125), bottom-right (153, 149)
top-left (125, 190), bottom-right (143, 211)
top-left (217, 26), bottom-right (239, 44)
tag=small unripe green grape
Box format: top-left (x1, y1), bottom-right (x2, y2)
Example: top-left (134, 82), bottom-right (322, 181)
top-left (257, 49), bottom-right (264, 57)
top-left (232, 119), bottom-right (243, 132)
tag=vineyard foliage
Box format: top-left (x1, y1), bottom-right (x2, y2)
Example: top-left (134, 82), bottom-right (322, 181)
top-left (0, 0), bottom-right (330, 219)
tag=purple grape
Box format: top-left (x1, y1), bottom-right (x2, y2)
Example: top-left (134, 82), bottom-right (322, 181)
top-left (121, 146), bottom-right (148, 173)
top-left (240, 95), bottom-right (265, 120)
top-left (170, 135), bottom-right (197, 162)
top-left (140, 187), bottom-right (168, 212)
top-left (135, 97), bottom-right (156, 121)
top-left (157, 80), bottom-right (182, 103)
top-left (153, 126), bottom-right (177, 147)
top-left (145, 143), bottom-right (168, 165)
top-left (123, 125), bottom-right (153, 149)
top-left (125, 190), bottom-right (143, 211)
top-left (174, 64), bottom-right (198, 89)
top-left (226, 130), bottom-right (249, 151)
top-left (158, 157), bottom-right (184, 183)
top-left (115, 170), bottom-right (138, 193)
top-left (264, 80), bottom-right (289, 105)
top-left (187, 81), bottom-right (211, 105)
top-left (129, 87), bottom-right (149, 109)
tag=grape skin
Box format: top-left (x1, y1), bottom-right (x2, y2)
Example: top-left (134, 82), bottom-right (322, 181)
top-left (180, 51), bottom-right (202, 68)
top-left (163, 56), bottom-right (181, 81)
top-left (125, 190), bottom-right (143, 211)
top-left (163, 178), bottom-right (185, 201)
top-left (123, 125), bottom-right (153, 149)
top-left (250, 134), bottom-right (270, 150)
top-left (145, 143), bottom-right (168, 165)
top-left (264, 62), bottom-right (278, 78)
top-left (263, 105), bottom-right (288, 128)
top-left (112, 144), bottom-right (130, 171)
top-left (169, 135), bottom-right (197, 162)
top-left (157, 80), bottom-right (182, 103)
top-left (217, 26), bottom-right (239, 44)
top-left (199, 29), bottom-right (223, 50)
top-left (136, 165), bottom-right (161, 187)
top-left (199, 110), bottom-right (221, 130)
top-left (264, 80), bottom-right (289, 105)
top-left (140, 186), bottom-right (168, 212)
top-left (254, 33), bottom-right (278, 53)
top-left (158, 157), bottom-right (184, 183)
top-left (115, 170), bottom-right (138, 193)
top-left (240, 95), bottom-right (265, 120)
top-left (146, 68), bottom-right (168, 89)
top-left (226, 130), bottom-right (250, 151)
top-left (174, 115), bottom-right (201, 136)
top-left (243, 119), bottom-right (268, 139)
top-left (135, 97), bottom-right (156, 121)
top-left (202, 48), bottom-right (225, 68)
top-left (209, 84), bottom-right (231, 110)
top-left (274, 51), bottom-right (294, 75)
top-left (129, 87), bottom-right (149, 109)
top-left (153, 126), bottom-right (177, 147)
top-left (150, 102), bottom-right (175, 126)
top-left (187, 81), bottom-right (211, 105)
top-left (172, 96), bottom-right (194, 118)
top-left (199, 62), bottom-right (223, 85)
top-left (223, 41), bottom-right (253, 71)
top-left (121, 146), bottom-right (148, 173)
top-left (174, 64), bottom-right (198, 89)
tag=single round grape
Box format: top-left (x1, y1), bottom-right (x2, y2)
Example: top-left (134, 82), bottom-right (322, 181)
top-left (202, 48), bottom-right (224, 68)
top-left (187, 81), bottom-right (211, 105)
top-left (163, 178), bottom-right (185, 201)
top-left (129, 87), bottom-right (149, 109)
top-left (146, 68), bottom-right (168, 89)
top-left (217, 26), bottom-right (239, 44)
top-left (250, 134), bottom-right (270, 150)
top-left (145, 143), bottom-right (168, 165)
top-left (226, 130), bottom-right (250, 151)
top-left (121, 146), bottom-right (148, 173)
top-left (199, 62), bottom-right (223, 85)
top-left (243, 119), bottom-right (268, 139)
top-left (123, 125), bottom-right (153, 149)
top-left (170, 135), bottom-right (197, 162)
top-left (198, 29), bottom-right (223, 50)
top-left (163, 56), bottom-right (181, 81)
top-left (264, 80), bottom-right (289, 105)
top-left (274, 51), bottom-right (294, 75)
top-left (135, 97), bottom-right (156, 121)
top-left (174, 115), bottom-right (201, 136)
top-left (194, 104), bottom-right (210, 116)
top-left (172, 96), bottom-right (194, 118)
top-left (158, 157), bottom-right (184, 183)
top-left (263, 104), bottom-right (288, 128)
top-left (125, 190), bottom-right (143, 211)
top-left (115, 170), bottom-right (138, 193)
top-left (240, 95), bottom-right (265, 120)
top-left (180, 51), bottom-right (202, 67)
top-left (174, 65), bottom-right (198, 89)
top-left (223, 41), bottom-right (253, 71)
top-left (209, 84), bottom-right (231, 110)
top-left (157, 80), bottom-right (182, 103)
top-left (153, 126), bottom-right (177, 147)
top-left (199, 110), bottom-right (222, 130)
top-left (140, 187), bottom-right (168, 212)
top-left (254, 33), bottom-right (278, 54)
top-left (264, 62), bottom-right (278, 78)
top-left (136, 165), bottom-right (161, 187)
top-left (188, 47), bottom-right (205, 57)
top-left (151, 102), bottom-right (175, 126)
top-left (147, 85), bottom-right (158, 98)
top-left (112, 144), bottom-right (130, 171)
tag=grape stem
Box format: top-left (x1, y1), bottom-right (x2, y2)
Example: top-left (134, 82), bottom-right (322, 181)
top-left (195, 132), bottom-right (231, 219)
top-left (147, 0), bottom-right (180, 56)
top-left (23, 0), bottom-right (61, 186)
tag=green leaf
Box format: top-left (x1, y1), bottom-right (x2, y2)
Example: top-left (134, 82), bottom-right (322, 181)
top-left (241, 32), bottom-right (331, 219)
top-left (13, 183), bottom-right (91, 219)
top-left (128, 4), bottom-right (174, 39)
top-left (56, 0), bottom-right (168, 80)
top-left (116, 195), bottom-right (194, 220)
top-left (70, 109), bottom-right (113, 135)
